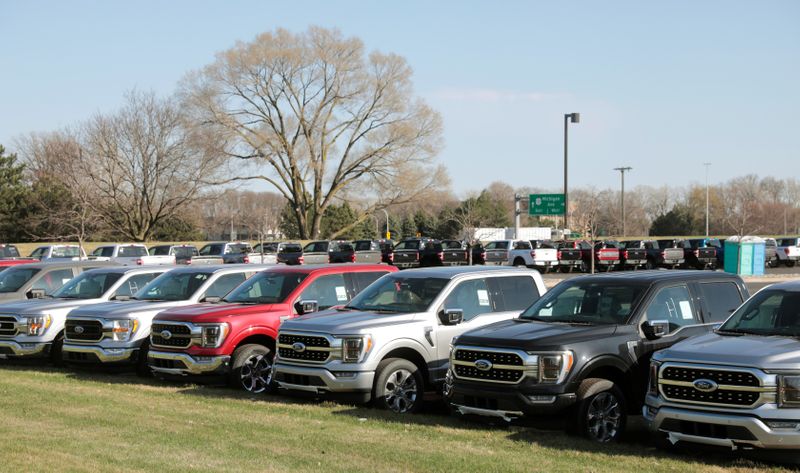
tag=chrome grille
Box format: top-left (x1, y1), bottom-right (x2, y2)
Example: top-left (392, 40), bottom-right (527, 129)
top-left (65, 319), bottom-right (103, 342)
top-left (150, 323), bottom-right (192, 349)
top-left (659, 364), bottom-right (773, 408)
top-left (662, 366), bottom-right (759, 387)
top-left (451, 348), bottom-right (527, 384)
top-left (277, 333), bottom-right (333, 363)
top-left (0, 316), bottom-right (17, 337)
top-left (661, 384), bottom-right (759, 407)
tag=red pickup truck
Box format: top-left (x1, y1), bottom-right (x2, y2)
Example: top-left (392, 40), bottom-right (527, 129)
top-left (147, 264), bottom-right (397, 392)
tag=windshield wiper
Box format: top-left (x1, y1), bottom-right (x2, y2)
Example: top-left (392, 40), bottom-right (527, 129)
top-left (518, 316), bottom-right (551, 323)
top-left (715, 328), bottom-right (752, 336)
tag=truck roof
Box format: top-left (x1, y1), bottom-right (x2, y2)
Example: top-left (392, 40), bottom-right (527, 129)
top-left (260, 263), bottom-right (394, 275)
top-left (395, 266), bottom-right (537, 279)
top-left (11, 260), bottom-right (120, 270)
top-left (81, 265), bottom-right (173, 275)
top-left (763, 280), bottom-right (800, 292)
top-left (567, 269), bottom-right (740, 284)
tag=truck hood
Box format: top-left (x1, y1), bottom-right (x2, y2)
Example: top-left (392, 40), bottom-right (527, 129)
top-left (655, 332), bottom-right (800, 371)
top-left (0, 297), bottom-right (104, 314)
top-left (69, 300), bottom-right (189, 319)
top-left (0, 293), bottom-right (24, 302)
top-left (456, 318), bottom-right (618, 351)
top-left (155, 302), bottom-right (288, 323)
top-left (280, 309), bottom-right (420, 335)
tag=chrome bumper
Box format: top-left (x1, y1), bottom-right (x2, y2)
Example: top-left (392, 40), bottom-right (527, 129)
top-left (0, 340), bottom-right (48, 357)
top-left (148, 350), bottom-right (230, 376)
top-left (452, 404), bottom-right (523, 422)
top-left (62, 343), bottom-right (136, 363)
top-left (274, 362), bottom-right (375, 393)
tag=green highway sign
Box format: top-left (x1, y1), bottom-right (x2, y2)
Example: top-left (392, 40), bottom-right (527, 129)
top-left (529, 193), bottom-right (565, 216)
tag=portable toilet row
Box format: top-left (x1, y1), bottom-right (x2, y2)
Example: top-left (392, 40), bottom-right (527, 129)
top-left (724, 236), bottom-right (766, 276)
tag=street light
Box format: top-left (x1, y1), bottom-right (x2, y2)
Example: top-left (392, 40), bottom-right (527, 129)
top-left (380, 208), bottom-right (390, 239)
top-left (564, 113), bottom-right (580, 232)
top-left (703, 162), bottom-right (711, 237)
top-left (613, 167), bottom-right (633, 236)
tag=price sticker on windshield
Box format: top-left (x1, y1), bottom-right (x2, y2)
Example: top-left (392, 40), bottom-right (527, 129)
top-left (335, 286), bottom-right (348, 302)
top-left (477, 289), bottom-right (490, 306)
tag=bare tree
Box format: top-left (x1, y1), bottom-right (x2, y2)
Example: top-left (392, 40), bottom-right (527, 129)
top-left (180, 26), bottom-right (445, 239)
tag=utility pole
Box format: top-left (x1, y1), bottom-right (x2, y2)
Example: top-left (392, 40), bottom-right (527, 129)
top-left (563, 113), bottom-right (580, 231)
top-left (514, 194), bottom-right (522, 239)
top-left (613, 167), bottom-right (632, 237)
top-left (703, 162), bottom-right (711, 237)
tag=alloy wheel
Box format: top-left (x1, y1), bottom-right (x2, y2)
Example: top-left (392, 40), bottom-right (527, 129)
top-left (240, 353), bottom-right (272, 393)
top-left (383, 368), bottom-right (418, 413)
top-left (585, 392), bottom-right (622, 442)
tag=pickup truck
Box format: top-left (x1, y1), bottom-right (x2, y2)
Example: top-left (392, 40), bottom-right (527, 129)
top-left (392, 238), bottom-right (444, 269)
top-left (645, 280), bottom-right (800, 451)
top-left (194, 242), bottom-right (261, 265)
top-left (617, 240), bottom-right (648, 270)
top-left (675, 239), bottom-right (717, 270)
top-left (28, 245), bottom-right (87, 261)
top-left (91, 244), bottom-right (175, 266)
top-left (377, 239), bottom-right (396, 265)
top-left (250, 242), bottom-right (284, 264)
top-left (0, 261), bottom-right (118, 302)
top-left (655, 240), bottom-right (688, 269)
top-left (274, 266), bottom-right (547, 413)
top-left (441, 240), bottom-right (469, 266)
top-left (147, 264), bottom-right (397, 392)
top-left (588, 241), bottom-right (621, 272)
top-left (554, 241), bottom-right (586, 273)
top-left (0, 244), bottom-right (22, 259)
top-left (350, 240), bottom-right (383, 264)
top-left (0, 259), bottom-right (39, 272)
top-left (0, 266), bottom-right (168, 363)
top-left (622, 240), bottom-right (684, 270)
top-left (62, 264), bottom-right (268, 375)
top-left (776, 237), bottom-right (800, 268)
top-left (446, 270), bottom-right (748, 442)
top-left (277, 243), bottom-right (304, 265)
top-left (483, 240), bottom-right (513, 265)
top-left (148, 244), bottom-right (199, 265)
top-left (470, 243), bottom-right (487, 265)
top-left (765, 238), bottom-right (779, 268)
top-left (507, 240), bottom-right (558, 273)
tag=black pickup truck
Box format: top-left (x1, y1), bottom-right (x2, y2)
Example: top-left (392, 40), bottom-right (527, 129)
top-left (676, 238), bottom-right (717, 269)
top-left (554, 241), bottom-right (584, 273)
top-left (618, 240), bottom-right (648, 270)
top-left (445, 270), bottom-right (748, 442)
top-left (441, 240), bottom-right (469, 266)
top-left (392, 238), bottom-right (443, 268)
top-left (276, 243), bottom-right (303, 265)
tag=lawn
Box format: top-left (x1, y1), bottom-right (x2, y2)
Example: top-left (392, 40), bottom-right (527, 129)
top-left (0, 364), bottom-right (793, 473)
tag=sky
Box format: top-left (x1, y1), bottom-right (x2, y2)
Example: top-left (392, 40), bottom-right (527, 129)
top-left (2, 1), bottom-right (798, 197)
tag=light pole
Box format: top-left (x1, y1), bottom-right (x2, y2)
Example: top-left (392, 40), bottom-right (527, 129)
top-left (564, 113), bottom-right (580, 232)
top-left (703, 162), bottom-right (711, 237)
top-left (380, 208), bottom-right (390, 239)
top-left (613, 167), bottom-right (632, 236)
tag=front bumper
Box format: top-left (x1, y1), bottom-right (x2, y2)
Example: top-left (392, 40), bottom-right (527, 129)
top-left (62, 343), bottom-right (138, 364)
top-left (274, 361), bottom-right (375, 401)
top-left (449, 380), bottom-right (577, 420)
top-left (0, 340), bottom-right (49, 357)
top-left (148, 350), bottom-right (231, 376)
top-left (644, 403), bottom-right (800, 450)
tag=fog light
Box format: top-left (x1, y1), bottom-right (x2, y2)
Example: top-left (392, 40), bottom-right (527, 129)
top-left (766, 421), bottom-right (800, 430)
top-left (527, 395), bottom-right (556, 404)
top-left (333, 372), bottom-right (357, 378)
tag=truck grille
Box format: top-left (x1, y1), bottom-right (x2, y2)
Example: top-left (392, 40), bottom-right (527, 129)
top-left (659, 364), bottom-right (770, 408)
top-left (65, 319), bottom-right (103, 342)
top-left (659, 419), bottom-right (757, 441)
top-left (149, 357), bottom-right (188, 370)
top-left (452, 348), bottom-right (526, 384)
top-left (150, 323), bottom-right (192, 349)
top-left (0, 316), bottom-right (17, 337)
top-left (662, 366), bottom-right (759, 387)
top-left (661, 385), bottom-right (760, 407)
top-left (277, 333), bottom-right (333, 363)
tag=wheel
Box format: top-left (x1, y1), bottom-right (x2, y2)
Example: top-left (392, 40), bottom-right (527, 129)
top-left (574, 379), bottom-right (627, 443)
top-left (786, 260), bottom-right (796, 268)
top-left (50, 331), bottom-right (65, 367)
top-left (767, 258), bottom-right (779, 269)
top-left (230, 344), bottom-right (274, 393)
top-left (513, 258), bottom-right (525, 267)
top-left (645, 259), bottom-right (655, 270)
top-left (373, 358), bottom-right (424, 414)
top-left (136, 341), bottom-right (152, 377)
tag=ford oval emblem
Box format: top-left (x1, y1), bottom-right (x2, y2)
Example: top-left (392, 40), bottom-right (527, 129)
top-left (74, 326), bottom-right (84, 334)
top-left (474, 359), bottom-right (493, 371)
top-left (292, 342), bottom-right (306, 353)
top-left (160, 330), bottom-right (172, 340)
top-left (693, 378), bottom-right (718, 393)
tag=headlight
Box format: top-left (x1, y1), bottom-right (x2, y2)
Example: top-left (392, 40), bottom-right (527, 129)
top-left (199, 323), bottom-right (230, 348)
top-left (108, 319), bottom-right (139, 342)
top-left (525, 351), bottom-right (574, 384)
top-left (340, 335), bottom-right (373, 363)
top-left (23, 315), bottom-right (52, 336)
top-left (648, 361), bottom-right (662, 396)
top-left (778, 376), bottom-right (800, 408)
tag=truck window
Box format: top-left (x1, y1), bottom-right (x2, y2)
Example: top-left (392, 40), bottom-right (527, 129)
top-left (347, 276), bottom-right (449, 313)
top-left (137, 272), bottom-right (212, 301)
top-left (488, 276), bottom-right (541, 311)
top-left (112, 273), bottom-right (161, 298)
top-left (53, 272), bottom-right (123, 299)
top-left (93, 247), bottom-right (115, 257)
top-left (0, 267), bottom-right (41, 293)
top-left (513, 241), bottom-right (531, 250)
top-left (29, 247), bottom-right (46, 259)
top-left (53, 246), bottom-right (81, 257)
top-left (118, 246), bottom-right (147, 257)
top-left (350, 271), bottom-right (390, 293)
top-left (443, 278), bottom-right (492, 322)
top-left (485, 241), bottom-right (508, 250)
top-left (643, 285), bottom-right (698, 329)
top-left (522, 283), bottom-right (646, 325)
top-left (203, 273), bottom-right (247, 299)
top-left (225, 272), bottom-right (308, 303)
top-left (0, 245), bottom-right (20, 257)
top-left (303, 242), bottom-right (328, 253)
top-left (353, 241), bottom-right (373, 251)
top-left (150, 246), bottom-right (170, 256)
top-left (394, 241), bottom-right (420, 250)
top-left (697, 282), bottom-right (743, 323)
top-left (31, 268), bottom-right (75, 294)
top-left (227, 244), bottom-right (252, 254)
top-left (199, 244), bottom-right (223, 256)
top-left (297, 273), bottom-right (349, 310)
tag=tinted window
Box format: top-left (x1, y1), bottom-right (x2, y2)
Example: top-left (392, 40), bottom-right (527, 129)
top-left (330, 242), bottom-right (353, 252)
top-left (720, 290), bottom-right (799, 336)
top-left (698, 282), bottom-right (743, 322)
top-left (350, 271), bottom-right (390, 292)
top-left (442, 241), bottom-right (464, 249)
top-left (395, 240), bottom-right (420, 250)
top-left (52, 271), bottom-right (122, 299)
top-left (31, 269), bottom-right (75, 294)
top-left (354, 241), bottom-right (373, 251)
top-left (204, 273), bottom-right (247, 299)
top-left (118, 246), bottom-right (147, 257)
top-left (643, 285), bottom-right (698, 328)
top-left (346, 275), bottom-right (449, 313)
top-left (51, 246), bottom-right (81, 258)
top-left (112, 273), bottom-right (161, 298)
top-left (0, 245), bottom-right (20, 257)
top-left (303, 242), bottom-right (329, 253)
top-left (225, 272), bottom-right (308, 303)
top-left (489, 276), bottom-right (540, 311)
top-left (444, 278), bottom-right (492, 322)
top-left (0, 268), bottom-right (41, 293)
top-left (513, 241), bottom-right (532, 250)
top-left (150, 246), bottom-right (170, 256)
top-left (173, 247), bottom-right (198, 258)
top-left (30, 247), bottom-right (46, 258)
top-left (298, 273), bottom-right (350, 310)
top-left (226, 244), bottom-right (252, 254)
top-left (522, 282), bottom-right (646, 325)
top-left (136, 272), bottom-right (212, 301)
top-left (280, 244), bottom-right (302, 253)
top-left (485, 241), bottom-right (509, 250)
top-left (93, 247), bottom-right (115, 257)
top-left (199, 244), bottom-right (223, 256)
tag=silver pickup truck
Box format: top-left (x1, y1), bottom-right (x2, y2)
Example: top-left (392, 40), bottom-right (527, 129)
top-left (0, 266), bottom-right (168, 362)
top-left (645, 280), bottom-right (800, 451)
top-left (274, 266), bottom-right (547, 413)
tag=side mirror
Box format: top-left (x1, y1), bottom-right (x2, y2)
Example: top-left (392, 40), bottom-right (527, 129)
top-left (440, 308), bottom-right (464, 326)
top-left (27, 289), bottom-right (46, 299)
top-left (642, 320), bottom-right (670, 340)
top-left (295, 299), bottom-right (319, 315)
top-left (202, 296), bottom-right (221, 303)
top-left (112, 295), bottom-right (132, 301)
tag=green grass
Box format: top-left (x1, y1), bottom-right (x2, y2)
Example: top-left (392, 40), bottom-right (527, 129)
top-left (0, 364), bottom-right (793, 472)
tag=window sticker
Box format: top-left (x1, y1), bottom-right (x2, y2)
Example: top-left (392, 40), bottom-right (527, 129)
top-left (335, 286), bottom-right (348, 301)
top-left (679, 300), bottom-right (693, 319)
top-left (62, 278), bottom-right (72, 285)
top-left (477, 289), bottom-right (490, 306)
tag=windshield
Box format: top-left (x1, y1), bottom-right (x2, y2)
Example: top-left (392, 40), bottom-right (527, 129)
top-left (719, 289), bottom-right (800, 336)
top-left (118, 246), bottom-right (147, 257)
top-left (135, 271), bottom-right (211, 301)
top-left (50, 246), bottom-right (82, 258)
top-left (0, 267), bottom-right (41, 293)
top-left (346, 275), bottom-right (449, 313)
top-left (0, 245), bottom-right (21, 258)
top-left (520, 282), bottom-right (646, 325)
top-left (51, 271), bottom-right (122, 299)
top-left (226, 244), bottom-right (252, 254)
top-left (224, 272), bottom-right (308, 304)
top-left (199, 244), bottom-right (223, 256)
top-left (395, 240), bottom-right (420, 250)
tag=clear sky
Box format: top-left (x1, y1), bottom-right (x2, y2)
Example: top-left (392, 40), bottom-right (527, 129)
top-left (3, 1), bottom-right (798, 196)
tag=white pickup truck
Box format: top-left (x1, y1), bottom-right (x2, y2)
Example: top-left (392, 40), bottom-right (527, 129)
top-left (507, 240), bottom-right (559, 273)
top-left (776, 237), bottom-right (800, 268)
top-left (90, 244), bottom-right (175, 266)
top-left (28, 245), bottom-right (87, 261)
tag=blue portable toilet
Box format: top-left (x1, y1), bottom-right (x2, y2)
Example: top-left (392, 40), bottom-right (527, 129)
top-left (724, 236), bottom-right (765, 276)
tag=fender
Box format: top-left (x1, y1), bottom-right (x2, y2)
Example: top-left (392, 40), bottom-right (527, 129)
top-left (371, 337), bottom-right (433, 366)
top-left (227, 324), bottom-right (278, 349)
top-left (572, 354), bottom-right (630, 385)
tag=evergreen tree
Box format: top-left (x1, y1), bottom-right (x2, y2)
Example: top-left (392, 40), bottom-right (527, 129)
top-left (0, 145), bottom-right (30, 241)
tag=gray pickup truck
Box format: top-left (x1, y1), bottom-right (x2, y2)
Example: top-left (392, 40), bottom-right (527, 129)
top-left (274, 266), bottom-right (547, 413)
top-left (645, 280), bottom-right (800, 451)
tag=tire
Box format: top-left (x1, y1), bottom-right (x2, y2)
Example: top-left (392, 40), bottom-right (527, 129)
top-left (786, 260), bottom-right (796, 268)
top-left (574, 378), bottom-right (627, 443)
top-left (767, 258), bottom-right (779, 269)
top-left (136, 340), bottom-right (152, 377)
top-left (50, 331), bottom-right (65, 367)
top-left (513, 258), bottom-right (526, 267)
top-left (645, 259), bottom-right (655, 270)
top-left (230, 344), bottom-right (274, 393)
top-left (373, 358), bottom-right (424, 414)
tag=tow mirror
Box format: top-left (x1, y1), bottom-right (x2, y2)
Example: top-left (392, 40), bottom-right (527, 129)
top-left (27, 289), bottom-right (46, 299)
top-left (642, 320), bottom-right (670, 340)
top-left (440, 308), bottom-right (464, 326)
top-left (296, 299), bottom-right (319, 315)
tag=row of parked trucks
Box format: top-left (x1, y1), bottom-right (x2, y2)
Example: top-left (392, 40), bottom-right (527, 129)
top-left (0, 255), bottom-right (798, 453)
